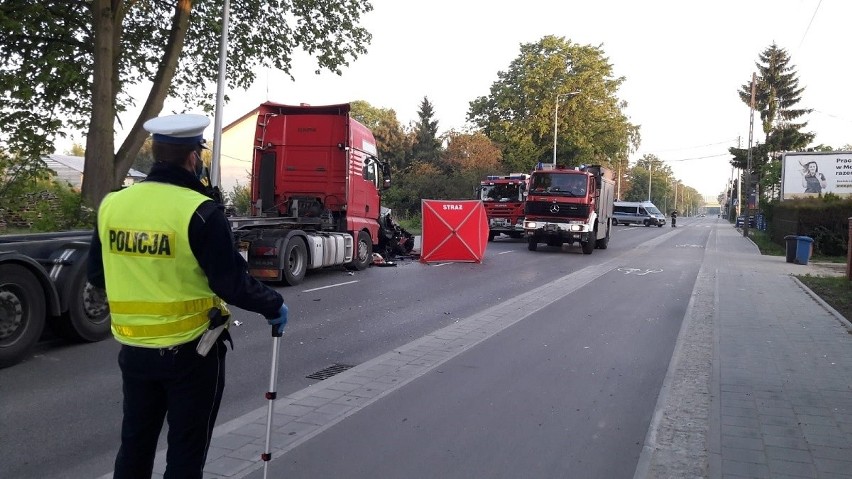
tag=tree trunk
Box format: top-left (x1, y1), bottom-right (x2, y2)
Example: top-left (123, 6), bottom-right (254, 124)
top-left (83, 0), bottom-right (118, 209)
top-left (83, 0), bottom-right (194, 208)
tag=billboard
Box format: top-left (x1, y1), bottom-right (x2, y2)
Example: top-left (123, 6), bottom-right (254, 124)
top-left (781, 151), bottom-right (852, 200)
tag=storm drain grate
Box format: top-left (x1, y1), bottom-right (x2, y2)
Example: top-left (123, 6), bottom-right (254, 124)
top-left (306, 363), bottom-right (355, 380)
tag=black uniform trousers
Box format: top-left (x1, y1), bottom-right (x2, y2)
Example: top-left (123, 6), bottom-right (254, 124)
top-left (113, 338), bottom-right (226, 479)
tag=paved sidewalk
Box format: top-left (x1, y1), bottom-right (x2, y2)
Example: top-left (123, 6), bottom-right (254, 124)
top-left (639, 224), bottom-right (852, 478)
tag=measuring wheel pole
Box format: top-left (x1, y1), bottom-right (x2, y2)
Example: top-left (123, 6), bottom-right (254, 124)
top-left (262, 326), bottom-right (283, 478)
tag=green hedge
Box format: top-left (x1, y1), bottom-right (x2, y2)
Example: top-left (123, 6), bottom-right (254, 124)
top-left (763, 195), bottom-right (852, 256)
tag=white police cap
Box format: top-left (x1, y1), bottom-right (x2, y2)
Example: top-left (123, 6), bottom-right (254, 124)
top-left (143, 113), bottom-right (210, 146)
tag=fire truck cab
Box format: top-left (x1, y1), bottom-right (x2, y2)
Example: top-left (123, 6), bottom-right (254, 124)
top-left (476, 174), bottom-right (529, 241)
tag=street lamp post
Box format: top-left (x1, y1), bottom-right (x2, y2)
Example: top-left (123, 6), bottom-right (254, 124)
top-left (647, 161), bottom-right (652, 202)
top-left (552, 90), bottom-right (581, 166)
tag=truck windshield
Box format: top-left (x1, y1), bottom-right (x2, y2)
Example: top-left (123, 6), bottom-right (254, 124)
top-left (479, 184), bottom-right (522, 202)
top-left (529, 173), bottom-right (587, 197)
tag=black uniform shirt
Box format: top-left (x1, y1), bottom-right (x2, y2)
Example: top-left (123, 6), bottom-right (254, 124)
top-left (87, 162), bottom-right (284, 319)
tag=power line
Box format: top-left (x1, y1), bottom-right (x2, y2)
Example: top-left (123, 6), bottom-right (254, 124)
top-left (812, 109), bottom-right (852, 124)
top-left (643, 138), bottom-right (738, 153)
top-left (798, 0), bottom-right (822, 49)
top-left (667, 153), bottom-right (731, 162)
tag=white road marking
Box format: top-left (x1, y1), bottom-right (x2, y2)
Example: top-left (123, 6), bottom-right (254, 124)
top-left (302, 280), bottom-right (359, 292)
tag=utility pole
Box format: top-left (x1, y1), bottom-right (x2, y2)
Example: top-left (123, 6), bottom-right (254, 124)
top-left (552, 90), bottom-right (581, 166)
top-left (647, 159), bottom-right (652, 202)
top-left (743, 73), bottom-right (756, 238)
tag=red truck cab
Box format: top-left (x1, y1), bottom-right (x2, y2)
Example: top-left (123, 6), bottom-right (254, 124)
top-left (476, 174), bottom-right (529, 241)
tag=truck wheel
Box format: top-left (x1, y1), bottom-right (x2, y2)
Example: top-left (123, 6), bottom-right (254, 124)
top-left (0, 264), bottom-right (46, 368)
top-left (657, 223), bottom-right (663, 228)
top-left (644, 219), bottom-right (651, 227)
top-left (51, 267), bottom-right (111, 342)
top-left (282, 237), bottom-right (308, 286)
top-left (581, 241), bottom-right (595, 254)
top-left (596, 225), bottom-right (610, 249)
top-left (347, 231), bottom-right (372, 271)
top-left (488, 231), bottom-right (496, 242)
top-left (527, 237), bottom-right (538, 251)
top-left (611, 218), bottom-right (618, 226)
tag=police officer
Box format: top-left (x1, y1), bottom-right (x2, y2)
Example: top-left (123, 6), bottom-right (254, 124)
top-left (87, 114), bottom-right (288, 479)
top-left (671, 209), bottom-right (678, 227)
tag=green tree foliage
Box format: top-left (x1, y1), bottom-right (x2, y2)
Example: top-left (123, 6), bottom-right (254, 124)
top-left (0, 148), bottom-right (54, 210)
top-left (0, 178), bottom-right (94, 232)
top-left (732, 43), bottom-right (814, 199)
top-left (623, 154), bottom-right (673, 206)
top-left (410, 97), bottom-right (442, 164)
top-left (226, 181), bottom-right (251, 216)
top-left (467, 35), bottom-right (639, 173)
top-left (67, 142), bottom-right (86, 157)
top-left (382, 162), bottom-right (447, 218)
top-left (130, 138), bottom-right (155, 175)
top-left (0, 0), bottom-right (373, 207)
top-left (441, 130), bottom-right (503, 200)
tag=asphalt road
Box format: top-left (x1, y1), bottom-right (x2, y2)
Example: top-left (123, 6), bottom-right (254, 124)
top-left (0, 216), bottom-right (714, 478)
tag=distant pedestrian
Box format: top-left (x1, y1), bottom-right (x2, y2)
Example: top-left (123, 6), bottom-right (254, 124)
top-left (88, 114), bottom-right (289, 479)
top-left (671, 210), bottom-right (678, 227)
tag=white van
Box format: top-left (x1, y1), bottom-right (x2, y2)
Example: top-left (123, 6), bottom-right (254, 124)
top-left (612, 201), bottom-right (666, 227)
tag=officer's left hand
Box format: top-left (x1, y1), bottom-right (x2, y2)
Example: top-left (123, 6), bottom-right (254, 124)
top-left (267, 304), bottom-right (288, 336)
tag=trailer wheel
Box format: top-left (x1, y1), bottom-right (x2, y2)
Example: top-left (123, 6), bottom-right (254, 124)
top-left (51, 267), bottom-right (110, 342)
top-left (0, 264), bottom-right (46, 368)
top-left (282, 237), bottom-right (307, 286)
top-left (347, 231), bottom-right (372, 271)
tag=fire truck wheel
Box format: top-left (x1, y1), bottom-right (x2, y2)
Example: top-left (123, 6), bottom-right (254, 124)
top-left (282, 237), bottom-right (307, 286)
top-left (347, 231), bottom-right (372, 271)
top-left (488, 231), bottom-right (496, 242)
top-left (527, 237), bottom-right (538, 251)
top-left (581, 229), bottom-right (595, 254)
top-left (0, 264), bottom-right (46, 369)
top-left (51, 266), bottom-right (111, 342)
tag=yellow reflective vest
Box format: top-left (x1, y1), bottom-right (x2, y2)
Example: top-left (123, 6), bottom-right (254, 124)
top-left (98, 182), bottom-right (228, 347)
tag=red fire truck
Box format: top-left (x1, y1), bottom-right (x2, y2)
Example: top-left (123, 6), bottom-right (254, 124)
top-left (523, 165), bottom-right (615, 254)
top-left (476, 174), bottom-right (529, 241)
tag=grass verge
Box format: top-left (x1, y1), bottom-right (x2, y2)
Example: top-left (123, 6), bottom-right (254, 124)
top-left (795, 275), bottom-right (852, 321)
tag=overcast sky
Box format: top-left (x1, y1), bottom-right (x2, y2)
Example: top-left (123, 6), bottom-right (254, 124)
top-left (108, 0), bottom-right (851, 199)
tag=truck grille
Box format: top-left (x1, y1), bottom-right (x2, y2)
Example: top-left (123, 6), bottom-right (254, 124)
top-left (525, 201), bottom-right (590, 218)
